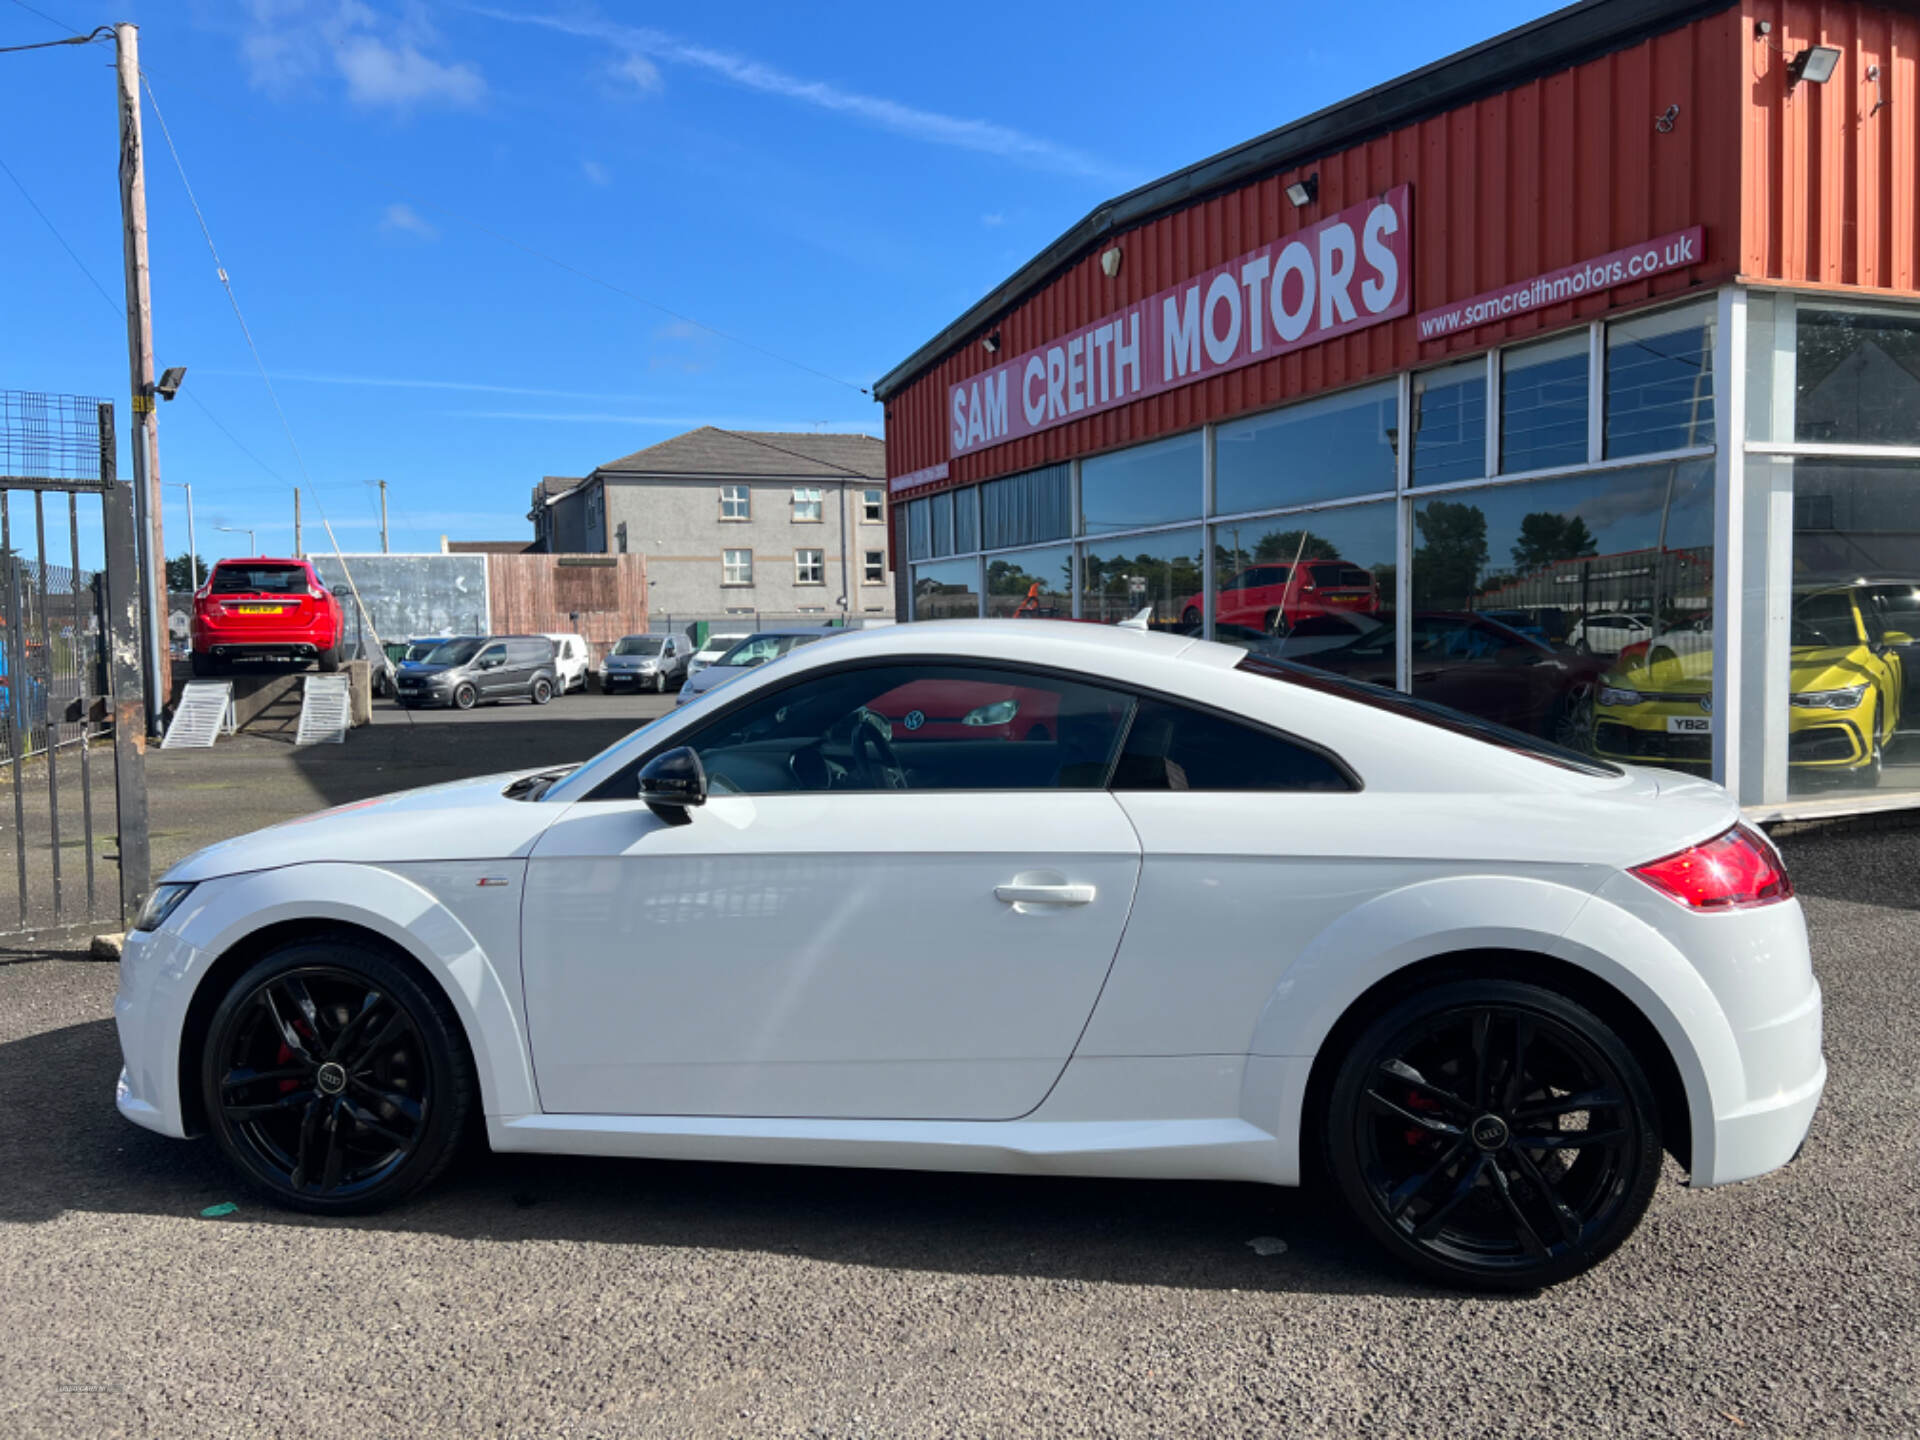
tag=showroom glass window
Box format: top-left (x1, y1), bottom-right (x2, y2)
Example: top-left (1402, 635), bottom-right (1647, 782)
top-left (676, 662), bottom-right (1134, 793)
top-left (1080, 528), bottom-right (1202, 628)
top-left (1606, 301), bottom-right (1716, 457)
top-left (986, 544), bottom-right (1073, 620)
top-left (929, 490), bottom-right (955, 557)
top-left (1214, 382), bottom-right (1397, 515)
top-left (1501, 333), bottom-right (1588, 473)
top-left (911, 557), bottom-right (980, 621)
top-left (982, 465), bottom-right (1071, 550)
top-left (1411, 460), bottom-right (1714, 766)
top-left (1208, 500), bottom-right (1397, 677)
top-left (1794, 306), bottom-right (1920, 445)
top-left (952, 486), bottom-right (980, 553)
top-left (1080, 433), bottom-right (1203, 534)
top-left (1412, 360), bottom-right (1488, 485)
top-left (906, 500), bottom-right (931, 561)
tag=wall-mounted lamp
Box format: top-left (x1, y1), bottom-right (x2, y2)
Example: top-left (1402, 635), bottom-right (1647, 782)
top-left (1787, 45), bottom-right (1842, 90)
top-left (982, 331), bottom-right (1001, 355)
top-left (1285, 173), bottom-right (1319, 208)
top-left (1100, 246), bottom-right (1122, 278)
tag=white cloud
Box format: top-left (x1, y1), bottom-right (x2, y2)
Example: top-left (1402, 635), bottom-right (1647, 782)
top-left (380, 202), bottom-right (438, 238)
top-left (981, 212), bottom-right (1004, 227)
top-left (468, 7), bottom-right (1128, 183)
top-left (240, 2), bottom-right (485, 111)
top-left (613, 50), bottom-right (661, 94)
top-left (581, 159), bottom-right (611, 186)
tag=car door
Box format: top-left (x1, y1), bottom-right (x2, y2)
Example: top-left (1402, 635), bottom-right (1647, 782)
top-left (466, 641), bottom-right (507, 696)
top-left (520, 659), bottom-right (1142, 1120)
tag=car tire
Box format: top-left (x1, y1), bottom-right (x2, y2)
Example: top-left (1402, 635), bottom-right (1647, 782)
top-left (1181, 606), bottom-right (1202, 628)
top-left (452, 683), bottom-right (477, 711)
top-left (199, 938), bottom-right (474, 1215)
top-left (317, 647), bottom-right (341, 673)
top-left (531, 677), bottom-right (554, 705)
top-left (1324, 978), bottom-right (1662, 1291)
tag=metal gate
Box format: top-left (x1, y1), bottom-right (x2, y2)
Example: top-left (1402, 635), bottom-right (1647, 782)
top-left (0, 390), bottom-right (150, 941)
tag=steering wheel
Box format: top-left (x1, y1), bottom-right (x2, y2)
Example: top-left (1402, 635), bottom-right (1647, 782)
top-left (833, 707), bottom-right (908, 790)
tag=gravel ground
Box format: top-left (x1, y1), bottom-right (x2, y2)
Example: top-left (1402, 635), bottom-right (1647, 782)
top-left (0, 812), bottom-right (1915, 1437)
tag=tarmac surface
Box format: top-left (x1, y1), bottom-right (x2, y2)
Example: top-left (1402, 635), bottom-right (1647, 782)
top-left (0, 700), bottom-right (1916, 1438)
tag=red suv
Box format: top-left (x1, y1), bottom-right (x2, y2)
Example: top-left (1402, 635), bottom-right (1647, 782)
top-left (1180, 559), bottom-right (1380, 632)
top-left (190, 557), bottom-right (345, 676)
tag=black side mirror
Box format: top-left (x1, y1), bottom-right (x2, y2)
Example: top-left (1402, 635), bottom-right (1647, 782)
top-left (637, 746), bottom-right (707, 825)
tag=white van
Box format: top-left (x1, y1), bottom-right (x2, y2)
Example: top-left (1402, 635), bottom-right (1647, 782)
top-left (685, 632), bottom-right (749, 681)
top-left (541, 633), bottom-right (591, 694)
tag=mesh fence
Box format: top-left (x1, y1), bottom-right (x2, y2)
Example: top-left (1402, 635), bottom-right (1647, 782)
top-left (0, 391), bottom-right (112, 486)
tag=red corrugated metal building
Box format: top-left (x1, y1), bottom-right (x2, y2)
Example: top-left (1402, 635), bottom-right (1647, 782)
top-left (875, 0), bottom-right (1920, 819)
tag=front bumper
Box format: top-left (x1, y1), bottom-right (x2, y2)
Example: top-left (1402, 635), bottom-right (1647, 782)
top-left (113, 922), bottom-right (206, 1139)
top-left (1595, 698), bottom-right (1876, 770)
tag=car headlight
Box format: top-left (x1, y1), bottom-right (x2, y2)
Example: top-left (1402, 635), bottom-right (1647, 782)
top-left (133, 882), bottom-right (195, 933)
top-left (962, 699), bottom-right (1019, 726)
top-left (1791, 685), bottom-right (1867, 710)
top-left (1597, 684), bottom-right (1644, 707)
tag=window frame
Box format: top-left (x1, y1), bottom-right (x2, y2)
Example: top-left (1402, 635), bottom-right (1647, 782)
top-left (586, 654), bottom-right (1359, 800)
top-left (861, 488), bottom-right (884, 523)
top-left (794, 548), bottom-right (825, 585)
top-left (720, 484), bottom-right (752, 521)
top-left (792, 486), bottom-right (824, 523)
top-left (862, 549), bottom-right (886, 584)
top-left (721, 548), bottom-right (754, 587)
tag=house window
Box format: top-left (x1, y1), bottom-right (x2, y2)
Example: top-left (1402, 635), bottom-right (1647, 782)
top-left (722, 549), bottom-right (753, 586)
top-left (793, 487), bottom-right (823, 522)
top-left (864, 550), bottom-right (886, 584)
top-left (795, 548), bottom-right (825, 584)
top-left (614, 521), bottom-right (628, 554)
top-left (721, 484), bottom-right (751, 520)
top-left (862, 488), bottom-right (884, 523)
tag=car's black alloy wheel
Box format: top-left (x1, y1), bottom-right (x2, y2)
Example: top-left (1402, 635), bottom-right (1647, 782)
top-left (1326, 979), bottom-right (1662, 1289)
top-left (202, 940), bottom-right (473, 1213)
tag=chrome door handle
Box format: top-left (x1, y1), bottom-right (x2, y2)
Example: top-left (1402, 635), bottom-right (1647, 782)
top-left (995, 882), bottom-right (1096, 906)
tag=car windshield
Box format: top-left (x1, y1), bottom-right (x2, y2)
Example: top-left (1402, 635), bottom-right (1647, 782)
top-left (1236, 653), bottom-right (1623, 777)
top-left (718, 633), bottom-right (825, 667)
top-left (1791, 591), bottom-right (1861, 648)
top-left (209, 564), bottom-right (307, 596)
top-left (613, 636), bottom-right (665, 656)
top-left (404, 641), bottom-right (442, 661)
top-left (426, 639), bottom-right (484, 665)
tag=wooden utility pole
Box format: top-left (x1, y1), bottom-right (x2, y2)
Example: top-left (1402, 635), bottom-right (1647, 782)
top-left (114, 22), bottom-right (166, 735)
top-left (377, 479), bottom-right (389, 554)
top-left (293, 487), bottom-right (302, 557)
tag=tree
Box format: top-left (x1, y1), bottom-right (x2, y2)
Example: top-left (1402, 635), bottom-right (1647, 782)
top-left (1252, 528), bottom-right (1341, 564)
top-left (166, 552), bottom-right (209, 591)
top-left (1509, 512), bottom-right (1597, 573)
top-left (1412, 500), bottom-right (1488, 610)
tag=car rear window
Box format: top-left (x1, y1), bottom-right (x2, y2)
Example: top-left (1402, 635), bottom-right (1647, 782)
top-left (209, 564), bottom-right (308, 595)
top-left (1236, 653), bottom-right (1623, 777)
top-left (1310, 563), bottom-right (1373, 588)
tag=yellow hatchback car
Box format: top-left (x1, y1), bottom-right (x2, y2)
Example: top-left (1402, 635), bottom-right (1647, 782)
top-left (1592, 584), bottom-right (1910, 781)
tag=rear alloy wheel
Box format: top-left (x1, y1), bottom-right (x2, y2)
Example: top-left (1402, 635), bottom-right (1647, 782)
top-left (201, 941), bottom-right (473, 1214)
top-left (452, 683), bottom-right (477, 711)
top-left (1326, 979), bottom-right (1662, 1290)
top-left (531, 677), bottom-right (554, 705)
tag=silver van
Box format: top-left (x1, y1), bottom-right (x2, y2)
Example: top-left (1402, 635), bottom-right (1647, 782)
top-left (394, 635), bottom-right (559, 710)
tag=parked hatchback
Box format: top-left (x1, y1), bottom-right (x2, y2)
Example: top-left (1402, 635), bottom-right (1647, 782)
top-left (674, 628), bottom-right (841, 707)
top-left (394, 635), bottom-right (558, 710)
top-left (190, 558), bottom-right (345, 676)
top-left (598, 633), bottom-right (689, 693)
top-left (685, 632), bottom-right (749, 680)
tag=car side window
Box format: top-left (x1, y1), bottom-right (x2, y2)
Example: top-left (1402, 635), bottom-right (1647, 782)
top-left (669, 663), bottom-right (1134, 795)
top-left (476, 643), bottom-right (506, 665)
top-left (1110, 698), bottom-right (1353, 792)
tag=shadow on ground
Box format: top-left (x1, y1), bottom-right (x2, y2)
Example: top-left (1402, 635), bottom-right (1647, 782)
top-left (1774, 820), bottom-right (1920, 912)
top-left (0, 1015), bottom-right (1435, 1301)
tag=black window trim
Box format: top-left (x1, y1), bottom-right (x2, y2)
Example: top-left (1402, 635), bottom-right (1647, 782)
top-left (584, 652), bottom-right (1362, 800)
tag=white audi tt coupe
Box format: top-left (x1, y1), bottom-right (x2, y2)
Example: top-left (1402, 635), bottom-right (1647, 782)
top-left (115, 621), bottom-right (1824, 1288)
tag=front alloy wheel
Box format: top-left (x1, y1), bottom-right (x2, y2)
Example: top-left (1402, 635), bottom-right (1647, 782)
top-left (1326, 979), bottom-right (1661, 1289)
top-left (202, 941), bottom-right (472, 1213)
top-left (452, 682), bottom-right (477, 711)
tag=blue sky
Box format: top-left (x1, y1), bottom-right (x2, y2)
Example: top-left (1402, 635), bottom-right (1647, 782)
top-left (1, 0), bottom-right (1554, 565)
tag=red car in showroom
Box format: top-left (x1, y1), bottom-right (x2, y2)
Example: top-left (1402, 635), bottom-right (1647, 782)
top-left (1179, 559), bottom-right (1380, 632)
top-left (190, 557), bottom-right (345, 676)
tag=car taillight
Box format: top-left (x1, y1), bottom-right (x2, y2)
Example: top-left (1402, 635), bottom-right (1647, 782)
top-left (1631, 823), bottom-right (1792, 910)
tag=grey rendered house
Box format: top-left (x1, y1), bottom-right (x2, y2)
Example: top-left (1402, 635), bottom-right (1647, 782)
top-left (527, 429), bottom-right (892, 622)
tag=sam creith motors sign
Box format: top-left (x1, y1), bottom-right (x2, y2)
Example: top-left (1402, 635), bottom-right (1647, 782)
top-left (948, 185), bottom-right (1412, 459)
